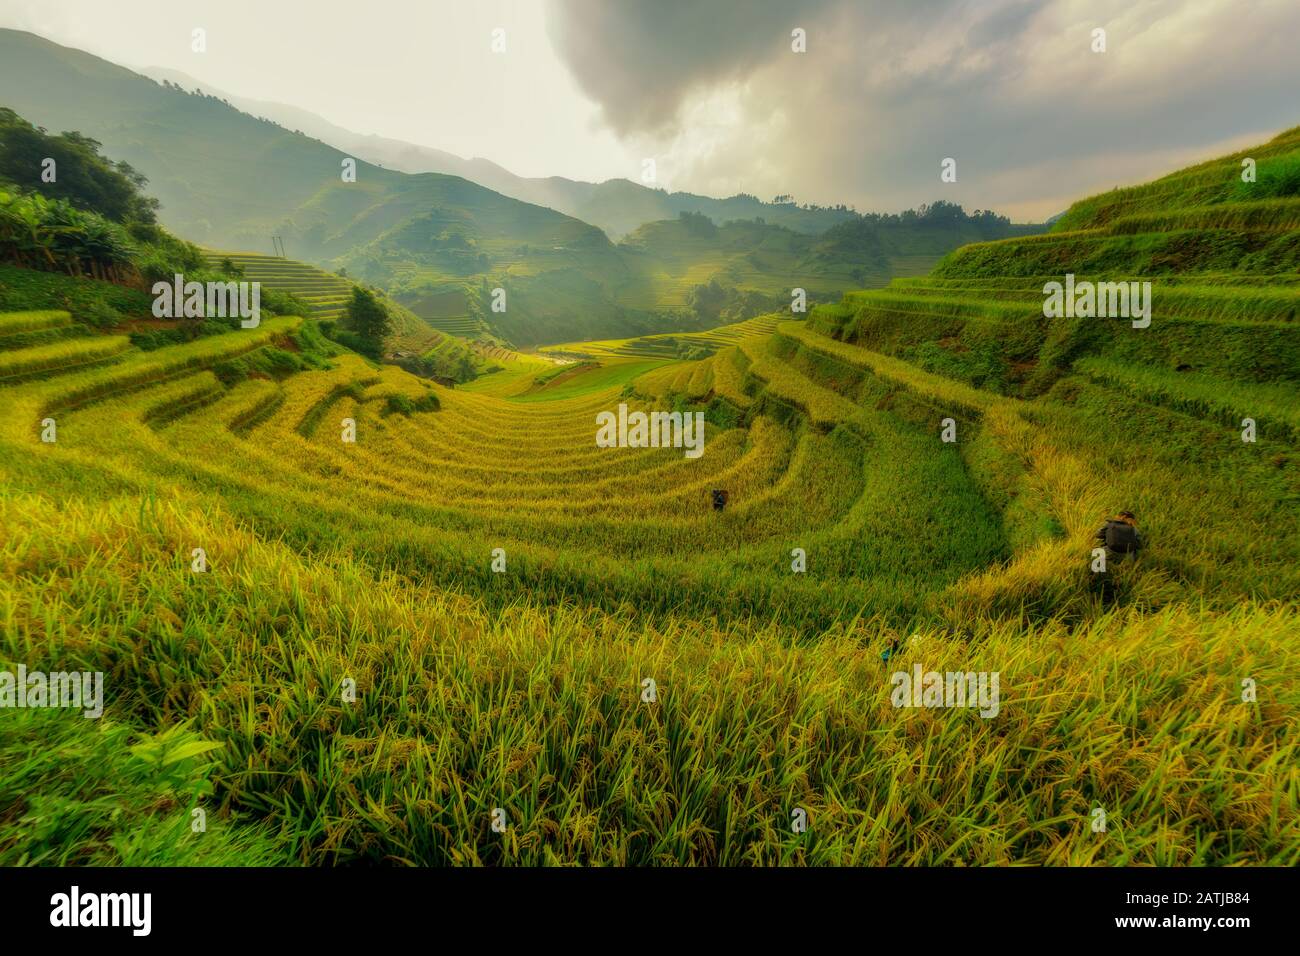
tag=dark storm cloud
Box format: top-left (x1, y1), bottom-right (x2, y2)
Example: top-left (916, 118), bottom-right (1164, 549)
top-left (544, 0), bottom-right (843, 134)
top-left (545, 0), bottom-right (1032, 134)
top-left (544, 0), bottom-right (1300, 218)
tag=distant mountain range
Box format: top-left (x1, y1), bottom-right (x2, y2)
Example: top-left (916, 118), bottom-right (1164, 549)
top-left (139, 65), bottom-right (863, 241)
top-left (0, 28), bottom-right (1042, 345)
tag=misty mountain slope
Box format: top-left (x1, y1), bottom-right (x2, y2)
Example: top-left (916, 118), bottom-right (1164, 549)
top-left (609, 206), bottom-right (1043, 320)
top-left (0, 30), bottom-right (608, 252)
top-left (140, 63), bottom-right (866, 240)
top-left (1, 30), bottom-right (351, 242)
top-left (0, 29), bottom-right (647, 344)
top-left (1, 29), bottom-right (1037, 346)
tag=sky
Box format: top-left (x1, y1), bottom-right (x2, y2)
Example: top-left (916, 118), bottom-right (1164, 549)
top-left (2, 0), bottom-right (1298, 221)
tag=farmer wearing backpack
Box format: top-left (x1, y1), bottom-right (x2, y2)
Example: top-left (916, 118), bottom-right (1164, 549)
top-left (1092, 510), bottom-right (1142, 603)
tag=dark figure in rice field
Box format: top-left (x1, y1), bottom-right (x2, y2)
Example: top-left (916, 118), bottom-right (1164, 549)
top-left (1092, 510), bottom-right (1142, 604)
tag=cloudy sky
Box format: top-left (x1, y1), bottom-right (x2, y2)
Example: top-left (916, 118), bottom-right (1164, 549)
top-left (2, 0), bottom-right (1298, 220)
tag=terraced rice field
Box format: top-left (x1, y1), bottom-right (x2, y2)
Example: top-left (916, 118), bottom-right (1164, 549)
top-left (470, 339), bottom-right (557, 366)
top-left (4, 281), bottom-right (1295, 866)
top-left (424, 314), bottom-right (488, 338)
top-left (3, 128), bottom-right (1298, 867)
top-left (204, 252), bottom-right (484, 360)
top-left (203, 251), bottom-right (353, 323)
top-left (543, 314), bottom-right (782, 360)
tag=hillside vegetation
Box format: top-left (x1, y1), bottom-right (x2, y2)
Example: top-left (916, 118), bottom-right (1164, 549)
top-left (1, 106), bottom-right (1296, 865)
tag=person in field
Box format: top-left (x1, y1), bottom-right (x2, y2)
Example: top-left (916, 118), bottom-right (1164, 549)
top-left (1093, 510), bottom-right (1142, 603)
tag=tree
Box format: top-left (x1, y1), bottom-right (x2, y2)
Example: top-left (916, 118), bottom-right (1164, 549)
top-left (686, 278), bottom-right (727, 321)
top-left (342, 287), bottom-right (393, 357)
top-left (0, 108), bottom-right (159, 224)
top-left (678, 210), bottom-right (717, 238)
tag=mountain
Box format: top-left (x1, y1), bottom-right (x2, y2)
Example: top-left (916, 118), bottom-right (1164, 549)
top-left (139, 65), bottom-right (863, 240)
top-left (1, 29), bottom-right (1038, 346)
top-left (0, 30), bottom-right (639, 344)
top-left (0, 31), bottom-right (598, 255)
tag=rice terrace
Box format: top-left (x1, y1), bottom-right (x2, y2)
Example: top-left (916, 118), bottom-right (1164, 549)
top-left (0, 0), bottom-right (1297, 887)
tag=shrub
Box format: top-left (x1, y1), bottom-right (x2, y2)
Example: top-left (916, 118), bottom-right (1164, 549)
top-left (0, 263), bottom-right (152, 316)
top-left (326, 328), bottom-right (374, 358)
top-left (384, 392), bottom-right (440, 416)
top-left (81, 298), bottom-right (123, 330)
top-left (341, 287), bottom-right (393, 358)
top-left (261, 287), bottom-right (312, 318)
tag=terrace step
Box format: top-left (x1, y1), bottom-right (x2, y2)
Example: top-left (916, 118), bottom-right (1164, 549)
top-left (1074, 357), bottom-right (1300, 443)
top-left (0, 335), bottom-right (132, 383)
